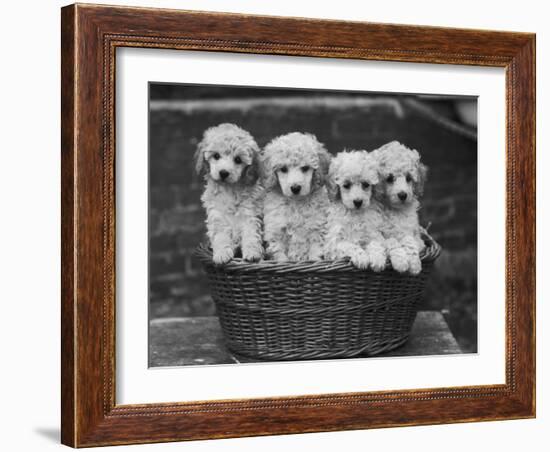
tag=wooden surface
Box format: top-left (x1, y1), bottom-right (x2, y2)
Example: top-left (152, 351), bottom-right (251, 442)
top-left (61, 3), bottom-right (535, 447)
top-left (149, 311), bottom-right (462, 367)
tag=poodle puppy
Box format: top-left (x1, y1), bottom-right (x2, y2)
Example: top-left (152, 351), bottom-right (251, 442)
top-left (261, 132), bottom-right (331, 261)
top-left (195, 123), bottom-right (263, 264)
top-left (371, 141), bottom-right (428, 274)
top-left (324, 151), bottom-right (386, 271)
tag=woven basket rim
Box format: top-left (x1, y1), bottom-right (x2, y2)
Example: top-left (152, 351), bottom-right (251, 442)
top-left (194, 231), bottom-right (441, 273)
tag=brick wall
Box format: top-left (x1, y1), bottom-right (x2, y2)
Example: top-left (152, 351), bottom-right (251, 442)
top-left (149, 92), bottom-right (477, 351)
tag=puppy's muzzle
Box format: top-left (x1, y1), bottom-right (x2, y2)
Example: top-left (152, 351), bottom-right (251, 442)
top-left (398, 191), bottom-right (408, 202)
top-left (291, 184), bottom-right (302, 195)
top-left (219, 170), bottom-right (229, 181)
top-left (353, 199), bottom-right (363, 209)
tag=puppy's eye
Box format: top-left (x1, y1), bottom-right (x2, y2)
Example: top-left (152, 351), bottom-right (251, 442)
top-left (301, 165), bottom-right (311, 172)
top-left (362, 181), bottom-right (370, 189)
top-left (342, 181), bottom-right (351, 190)
top-left (234, 156), bottom-right (242, 164)
top-left (386, 174), bottom-right (395, 183)
top-left (280, 166), bottom-right (288, 174)
top-left (406, 173), bottom-right (413, 183)
top-left (212, 153), bottom-right (221, 161)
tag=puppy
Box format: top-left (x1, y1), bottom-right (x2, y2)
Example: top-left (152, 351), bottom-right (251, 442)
top-left (195, 123), bottom-right (263, 264)
top-left (371, 141), bottom-right (428, 274)
top-left (324, 151), bottom-right (386, 271)
top-left (261, 132), bottom-right (331, 261)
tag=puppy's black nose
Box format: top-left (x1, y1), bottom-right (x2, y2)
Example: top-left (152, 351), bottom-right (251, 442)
top-left (353, 199), bottom-right (363, 208)
top-left (398, 191), bottom-right (408, 201)
top-left (291, 184), bottom-right (301, 195)
top-left (219, 170), bottom-right (229, 180)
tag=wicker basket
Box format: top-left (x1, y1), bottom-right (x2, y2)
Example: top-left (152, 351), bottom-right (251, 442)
top-left (195, 233), bottom-right (441, 361)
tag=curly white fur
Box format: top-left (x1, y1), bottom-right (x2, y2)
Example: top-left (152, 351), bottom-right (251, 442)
top-left (195, 123), bottom-right (263, 264)
top-left (371, 141), bottom-right (428, 274)
top-left (324, 151), bottom-right (387, 271)
top-left (261, 132), bottom-right (331, 261)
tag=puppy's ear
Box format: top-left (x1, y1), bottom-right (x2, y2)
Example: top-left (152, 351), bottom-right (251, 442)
top-left (259, 151), bottom-right (277, 190)
top-left (312, 143), bottom-right (332, 190)
top-left (364, 153), bottom-right (384, 204)
top-left (317, 147), bottom-right (332, 182)
top-left (326, 156), bottom-right (341, 201)
top-left (372, 181), bottom-right (385, 204)
top-left (326, 175), bottom-right (340, 201)
top-left (194, 138), bottom-right (208, 176)
top-left (242, 150), bottom-right (260, 185)
top-left (414, 162), bottom-right (428, 197)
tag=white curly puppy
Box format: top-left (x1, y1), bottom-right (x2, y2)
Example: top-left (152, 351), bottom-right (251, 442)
top-left (261, 132), bottom-right (331, 261)
top-left (371, 141), bottom-right (428, 274)
top-left (195, 123), bottom-right (263, 264)
top-left (324, 151), bottom-right (387, 271)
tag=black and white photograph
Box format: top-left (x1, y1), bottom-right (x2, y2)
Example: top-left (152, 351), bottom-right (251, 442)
top-left (2, 0), bottom-right (543, 449)
top-left (148, 83), bottom-right (478, 367)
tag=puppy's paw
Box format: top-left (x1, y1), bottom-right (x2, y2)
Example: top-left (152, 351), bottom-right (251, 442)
top-left (351, 251), bottom-right (370, 270)
top-left (242, 247), bottom-right (262, 262)
top-left (308, 248), bottom-right (324, 261)
top-left (272, 251), bottom-right (288, 262)
top-left (408, 255), bottom-right (422, 275)
top-left (389, 249), bottom-right (409, 273)
top-left (368, 251), bottom-right (387, 272)
top-left (213, 247), bottom-right (234, 265)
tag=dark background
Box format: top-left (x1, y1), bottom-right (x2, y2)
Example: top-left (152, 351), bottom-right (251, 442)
top-left (149, 83), bottom-right (478, 353)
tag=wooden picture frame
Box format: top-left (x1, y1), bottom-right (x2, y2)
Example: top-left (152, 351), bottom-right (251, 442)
top-left (61, 3), bottom-right (535, 447)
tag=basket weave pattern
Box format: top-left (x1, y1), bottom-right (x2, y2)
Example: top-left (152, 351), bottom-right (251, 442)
top-left (195, 236), bottom-right (441, 361)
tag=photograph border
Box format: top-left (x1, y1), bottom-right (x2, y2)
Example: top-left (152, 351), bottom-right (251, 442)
top-left (61, 3), bottom-right (535, 447)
